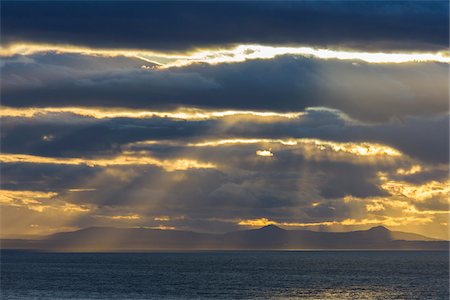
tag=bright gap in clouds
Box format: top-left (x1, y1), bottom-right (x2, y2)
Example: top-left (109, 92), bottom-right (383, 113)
top-left (158, 45), bottom-right (450, 67)
top-left (1, 43), bottom-right (449, 68)
top-left (0, 106), bottom-right (302, 120)
top-left (256, 150), bottom-right (274, 157)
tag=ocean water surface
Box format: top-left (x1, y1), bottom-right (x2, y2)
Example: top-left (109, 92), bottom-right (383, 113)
top-left (1, 251), bottom-right (448, 299)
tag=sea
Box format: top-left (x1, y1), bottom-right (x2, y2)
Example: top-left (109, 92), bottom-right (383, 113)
top-left (1, 251), bottom-right (448, 299)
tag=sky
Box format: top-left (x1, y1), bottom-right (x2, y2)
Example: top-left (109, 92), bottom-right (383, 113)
top-left (1, 1), bottom-right (449, 240)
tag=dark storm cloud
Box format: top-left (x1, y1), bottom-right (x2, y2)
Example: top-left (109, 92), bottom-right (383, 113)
top-left (1, 52), bottom-right (151, 68)
top-left (0, 163), bottom-right (100, 191)
top-left (392, 169), bottom-right (449, 185)
top-left (222, 110), bottom-right (450, 164)
top-left (317, 163), bottom-right (388, 199)
top-left (1, 114), bottom-right (212, 157)
top-left (2, 54), bottom-right (448, 122)
top-left (1, 1), bottom-right (448, 52)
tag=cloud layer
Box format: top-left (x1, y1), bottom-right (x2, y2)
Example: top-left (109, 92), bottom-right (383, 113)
top-left (2, 54), bottom-right (448, 122)
top-left (1, 1), bottom-right (448, 240)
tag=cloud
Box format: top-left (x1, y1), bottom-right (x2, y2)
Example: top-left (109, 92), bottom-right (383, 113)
top-left (0, 106), bottom-right (302, 121)
top-left (380, 179), bottom-right (450, 202)
top-left (2, 55), bottom-right (448, 123)
top-left (3, 44), bottom-right (449, 67)
top-left (2, 1), bottom-right (448, 51)
top-left (236, 216), bottom-right (436, 228)
top-left (0, 189), bottom-right (59, 212)
top-left (0, 189), bottom-right (90, 237)
top-left (2, 149), bottom-right (448, 238)
top-left (0, 152), bottom-right (216, 172)
top-left (2, 107), bottom-right (447, 164)
top-left (189, 138), bottom-right (401, 157)
top-left (1, 3), bottom-right (448, 240)
top-left (256, 150), bottom-right (274, 157)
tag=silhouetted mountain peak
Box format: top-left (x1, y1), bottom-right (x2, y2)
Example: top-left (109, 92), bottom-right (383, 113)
top-left (259, 224), bottom-right (285, 231)
top-left (368, 226), bottom-right (390, 233)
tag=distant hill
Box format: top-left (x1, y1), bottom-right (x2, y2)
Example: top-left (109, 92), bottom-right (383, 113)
top-left (1, 225), bottom-right (447, 251)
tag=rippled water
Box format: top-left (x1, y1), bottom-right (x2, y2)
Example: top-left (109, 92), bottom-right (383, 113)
top-left (1, 251), bottom-right (448, 299)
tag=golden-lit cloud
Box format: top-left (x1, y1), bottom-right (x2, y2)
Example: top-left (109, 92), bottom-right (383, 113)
top-left (0, 190), bottom-right (58, 212)
top-left (61, 203), bottom-right (91, 213)
top-left (145, 225), bottom-right (176, 230)
top-left (345, 191), bottom-right (450, 213)
top-left (344, 195), bottom-right (448, 214)
top-left (109, 214), bottom-right (141, 220)
top-left (68, 188), bottom-right (97, 192)
top-left (237, 181), bottom-right (449, 236)
top-left (304, 140), bottom-right (401, 157)
top-left (396, 165), bottom-right (423, 175)
top-left (0, 43), bottom-right (161, 63)
top-left (256, 150), bottom-right (274, 157)
top-left (154, 216), bottom-right (171, 221)
top-left (0, 189), bottom-right (89, 213)
top-left (0, 106), bottom-right (302, 121)
top-left (237, 218), bottom-right (339, 228)
top-left (402, 207), bottom-right (450, 215)
top-left (366, 202), bottom-right (386, 212)
top-left (2, 43), bottom-right (449, 67)
top-left (189, 138), bottom-right (402, 157)
top-left (238, 216), bottom-right (434, 228)
top-left (380, 179), bottom-right (450, 201)
top-left (0, 153), bottom-right (216, 171)
top-left (341, 193), bottom-right (449, 239)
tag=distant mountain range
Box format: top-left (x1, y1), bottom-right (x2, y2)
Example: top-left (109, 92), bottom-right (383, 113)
top-left (1, 225), bottom-right (448, 251)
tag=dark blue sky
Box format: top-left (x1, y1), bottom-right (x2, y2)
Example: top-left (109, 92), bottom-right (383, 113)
top-left (2, 1), bottom-right (448, 51)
